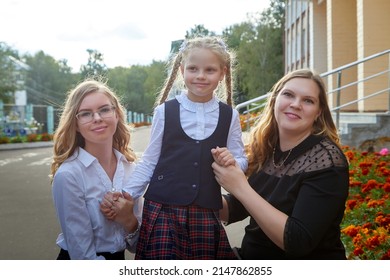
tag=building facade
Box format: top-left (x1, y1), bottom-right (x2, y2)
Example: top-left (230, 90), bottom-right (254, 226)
top-left (285, 0), bottom-right (390, 112)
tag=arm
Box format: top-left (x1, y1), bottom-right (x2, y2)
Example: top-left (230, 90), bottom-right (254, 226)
top-left (122, 105), bottom-right (164, 198)
top-left (213, 162), bottom-right (349, 255)
top-left (226, 109), bottom-right (248, 171)
top-left (212, 162), bottom-right (288, 250)
top-left (53, 171), bottom-right (104, 260)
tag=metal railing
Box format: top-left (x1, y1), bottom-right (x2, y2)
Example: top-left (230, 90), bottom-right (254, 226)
top-left (236, 49), bottom-right (390, 131)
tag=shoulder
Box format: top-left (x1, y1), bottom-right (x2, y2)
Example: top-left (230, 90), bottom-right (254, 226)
top-left (292, 136), bottom-right (348, 173)
top-left (317, 138), bottom-right (348, 168)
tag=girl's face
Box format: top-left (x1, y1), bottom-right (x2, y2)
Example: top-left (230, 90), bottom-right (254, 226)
top-left (180, 48), bottom-right (226, 103)
top-left (274, 78), bottom-right (322, 139)
top-left (76, 91), bottom-right (118, 149)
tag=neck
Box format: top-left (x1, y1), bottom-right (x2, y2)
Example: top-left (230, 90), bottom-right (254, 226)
top-left (85, 143), bottom-right (113, 163)
top-left (278, 131), bottom-right (311, 151)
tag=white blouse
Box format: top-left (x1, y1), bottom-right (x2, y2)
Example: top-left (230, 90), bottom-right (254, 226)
top-left (52, 148), bottom-right (142, 259)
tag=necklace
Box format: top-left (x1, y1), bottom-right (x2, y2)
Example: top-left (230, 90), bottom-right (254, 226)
top-left (272, 147), bottom-right (292, 168)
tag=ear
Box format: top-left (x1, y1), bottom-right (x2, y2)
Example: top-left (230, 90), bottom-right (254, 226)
top-left (220, 66), bottom-right (227, 81)
top-left (316, 110), bottom-right (322, 120)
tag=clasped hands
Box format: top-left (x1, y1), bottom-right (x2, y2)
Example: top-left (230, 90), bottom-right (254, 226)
top-left (211, 146), bottom-right (246, 195)
top-left (100, 191), bottom-right (135, 225)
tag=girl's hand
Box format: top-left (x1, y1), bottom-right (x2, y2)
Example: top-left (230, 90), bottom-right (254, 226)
top-left (211, 146), bottom-right (236, 167)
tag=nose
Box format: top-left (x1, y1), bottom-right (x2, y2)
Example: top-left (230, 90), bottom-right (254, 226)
top-left (290, 98), bottom-right (301, 109)
top-left (196, 70), bottom-right (206, 79)
top-left (92, 112), bottom-right (103, 122)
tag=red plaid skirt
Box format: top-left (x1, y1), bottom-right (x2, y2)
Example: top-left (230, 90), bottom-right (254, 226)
top-left (135, 200), bottom-right (236, 260)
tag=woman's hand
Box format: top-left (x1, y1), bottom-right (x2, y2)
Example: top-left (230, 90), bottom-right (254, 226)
top-left (212, 161), bottom-right (247, 196)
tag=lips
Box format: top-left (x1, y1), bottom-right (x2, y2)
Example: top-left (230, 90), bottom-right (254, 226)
top-left (91, 125), bottom-right (107, 132)
top-left (285, 112), bottom-right (301, 119)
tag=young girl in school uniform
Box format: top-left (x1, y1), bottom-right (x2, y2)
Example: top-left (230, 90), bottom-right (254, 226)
top-left (107, 36), bottom-right (247, 259)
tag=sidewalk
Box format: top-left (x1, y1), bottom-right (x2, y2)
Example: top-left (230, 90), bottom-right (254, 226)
top-left (0, 141), bottom-right (53, 151)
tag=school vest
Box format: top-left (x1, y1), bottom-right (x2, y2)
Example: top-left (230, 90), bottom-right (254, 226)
top-left (144, 98), bottom-right (232, 209)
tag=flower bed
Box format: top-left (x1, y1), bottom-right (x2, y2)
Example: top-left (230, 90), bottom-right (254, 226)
top-left (341, 147), bottom-right (390, 259)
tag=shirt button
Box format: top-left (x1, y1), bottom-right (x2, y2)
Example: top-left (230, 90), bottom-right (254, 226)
top-left (193, 162), bottom-right (199, 167)
top-left (192, 184), bottom-right (197, 188)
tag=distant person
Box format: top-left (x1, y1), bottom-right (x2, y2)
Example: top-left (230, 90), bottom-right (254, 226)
top-left (106, 36), bottom-right (247, 259)
top-left (212, 69), bottom-right (349, 259)
top-left (50, 79), bottom-right (141, 260)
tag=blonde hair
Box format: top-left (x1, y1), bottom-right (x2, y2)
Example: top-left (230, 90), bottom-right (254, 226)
top-left (246, 68), bottom-right (341, 175)
top-left (155, 36), bottom-right (236, 107)
top-left (50, 78), bottom-right (136, 181)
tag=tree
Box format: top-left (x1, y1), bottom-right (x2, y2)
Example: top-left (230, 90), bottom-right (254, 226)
top-left (223, 0), bottom-right (285, 102)
top-left (185, 24), bottom-right (216, 39)
top-left (0, 42), bottom-right (19, 103)
top-left (24, 51), bottom-right (79, 106)
top-left (80, 49), bottom-right (107, 78)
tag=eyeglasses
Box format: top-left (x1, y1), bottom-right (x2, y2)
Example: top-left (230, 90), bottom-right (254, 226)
top-left (76, 105), bottom-right (116, 124)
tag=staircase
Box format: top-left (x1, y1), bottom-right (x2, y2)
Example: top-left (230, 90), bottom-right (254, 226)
top-left (236, 49), bottom-right (390, 151)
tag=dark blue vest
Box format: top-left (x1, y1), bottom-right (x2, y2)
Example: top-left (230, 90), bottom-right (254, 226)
top-left (144, 99), bottom-right (232, 209)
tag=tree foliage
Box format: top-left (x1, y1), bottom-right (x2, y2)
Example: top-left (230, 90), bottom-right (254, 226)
top-left (0, 42), bottom-right (19, 103)
top-left (80, 49), bottom-right (107, 78)
top-left (24, 51), bottom-right (80, 106)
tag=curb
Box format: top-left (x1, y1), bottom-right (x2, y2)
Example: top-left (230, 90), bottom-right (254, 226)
top-left (0, 126), bottom-right (152, 151)
top-left (0, 141), bottom-right (54, 151)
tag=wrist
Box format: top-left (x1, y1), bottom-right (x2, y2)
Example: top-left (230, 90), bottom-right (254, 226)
top-left (125, 223), bottom-right (140, 244)
top-left (125, 217), bottom-right (138, 233)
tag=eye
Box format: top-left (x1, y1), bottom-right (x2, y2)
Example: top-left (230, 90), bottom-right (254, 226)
top-left (99, 106), bottom-right (111, 113)
top-left (304, 98), bottom-right (315, 104)
top-left (78, 111), bottom-right (92, 118)
top-left (187, 66), bottom-right (197, 71)
top-left (206, 67), bottom-right (217, 73)
top-left (281, 91), bottom-right (293, 98)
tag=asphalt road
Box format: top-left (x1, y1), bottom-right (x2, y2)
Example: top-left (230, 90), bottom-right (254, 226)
top-left (0, 126), bottom-right (246, 260)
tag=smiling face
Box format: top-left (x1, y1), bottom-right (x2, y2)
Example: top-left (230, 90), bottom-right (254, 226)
top-left (180, 48), bottom-right (226, 103)
top-left (76, 91), bottom-right (118, 150)
top-left (274, 77), bottom-right (322, 140)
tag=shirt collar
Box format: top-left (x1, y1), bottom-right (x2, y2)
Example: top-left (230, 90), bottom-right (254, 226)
top-left (176, 91), bottom-right (219, 113)
top-left (75, 147), bottom-right (127, 167)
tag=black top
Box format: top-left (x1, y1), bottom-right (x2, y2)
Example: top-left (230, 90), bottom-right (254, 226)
top-left (226, 135), bottom-right (349, 259)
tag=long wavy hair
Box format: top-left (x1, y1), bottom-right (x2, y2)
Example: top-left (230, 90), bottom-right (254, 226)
top-left (246, 69), bottom-right (341, 175)
top-left (50, 78), bottom-right (136, 182)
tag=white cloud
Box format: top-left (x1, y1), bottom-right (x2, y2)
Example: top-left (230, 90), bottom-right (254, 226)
top-left (1, 0), bottom-right (270, 71)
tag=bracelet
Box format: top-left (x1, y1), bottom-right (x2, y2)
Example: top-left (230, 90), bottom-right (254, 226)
top-left (125, 223), bottom-right (140, 243)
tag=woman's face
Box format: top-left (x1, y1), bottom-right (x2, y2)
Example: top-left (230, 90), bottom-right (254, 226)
top-left (180, 48), bottom-right (226, 103)
top-left (76, 91), bottom-right (118, 149)
top-left (274, 78), bottom-right (321, 139)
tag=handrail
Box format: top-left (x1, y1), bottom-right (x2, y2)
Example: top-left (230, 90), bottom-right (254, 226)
top-left (320, 49), bottom-right (390, 77)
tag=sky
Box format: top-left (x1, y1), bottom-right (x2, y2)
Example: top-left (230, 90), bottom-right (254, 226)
top-left (1, 0), bottom-right (270, 71)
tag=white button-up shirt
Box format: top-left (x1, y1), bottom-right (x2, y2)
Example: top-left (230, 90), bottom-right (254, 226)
top-left (52, 148), bottom-right (142, 259)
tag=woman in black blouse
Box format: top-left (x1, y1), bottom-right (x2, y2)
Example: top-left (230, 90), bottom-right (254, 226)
top-left (212, 69), bottom-right (349, 259)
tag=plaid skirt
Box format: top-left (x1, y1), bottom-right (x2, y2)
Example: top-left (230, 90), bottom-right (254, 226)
top-left (135, 199), bottom-right (236, 260)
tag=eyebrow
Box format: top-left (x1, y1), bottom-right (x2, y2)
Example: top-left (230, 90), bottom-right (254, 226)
top-left (77, 104), bottom-right (112, 112)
